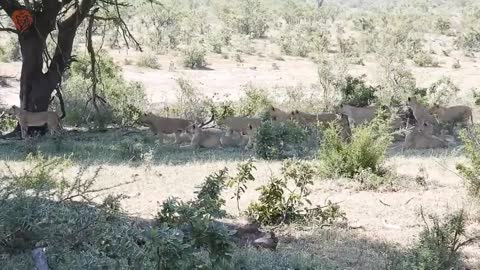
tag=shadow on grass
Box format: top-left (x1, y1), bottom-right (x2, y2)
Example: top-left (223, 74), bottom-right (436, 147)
top-left (1, 195), bottom-right (412, 270)
top-left (0, 128), bottom-right (253, 166)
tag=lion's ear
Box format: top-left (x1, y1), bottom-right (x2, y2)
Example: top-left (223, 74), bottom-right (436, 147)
top-left (291, 111), bottom-right (295, 115)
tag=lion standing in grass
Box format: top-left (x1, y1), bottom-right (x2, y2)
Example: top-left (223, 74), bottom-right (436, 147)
top-left (139, 113), bottom-right (193, 144)
top-left (7, 105), bottom-right (62, 139)
top-left (429, 104), bottom-right (473, 127)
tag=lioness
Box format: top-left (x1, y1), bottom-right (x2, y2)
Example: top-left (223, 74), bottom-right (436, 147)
top-left (404, 121), bottom-right (446, 150)
top-left (181, 124), bottom-right (224, 149)
top-left (7, 105), bottom-right (62, 138)
top-left (338, 104), bottom-right (376, 126)
top-left (268, 106), bottom-right (291, 122)
top-left (220, 129), bottom-right (250, 148)
top-left (407, 97), bottom-right (438, 126)
top-left (218, 116), bottom-right (262, 133)
top-left (429, 104), bottom-right (473, 127)
top-left (173, 130), bottom-right (193, 145)
top-left (139, 113), bottom-right (192, 144)
top-left (290, 110), bottom-right (337, 125)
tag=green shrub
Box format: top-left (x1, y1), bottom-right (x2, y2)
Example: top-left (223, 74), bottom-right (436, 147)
top-left (62, 53), bottom-right (146, 128)
top-left (456, 126), bottom-right (480, 197)
top-left (247, 159), bottom-right (345, 225)
top-left (340, 75), bottom-right (378, 107)
top-left (221, 0), bottom-right (269, 38)
top-left (228, 159), bottom-right (256, 214)
top-left (434, 17), bottom-right (451, 35)
top-left (236, 84), bottom-right (272, 116)
top-left (0, 37), bottom-right (21, 62)
top-left (0, 154), bottom-right (148, 269)
top-left (156, 169), bottom-right (233, 265)
top-left (390, 210), bottom-right (477, 270)
top-left (279, 23), bottom-right (330, 57)
top-left (426, 76), bottom-right (460, 106)
top-left (170, 78), bottom-right (214, 121)
top-left (413, 51), bottom-right (439, 67)
top-left (0, 154), bottom-right (237, 269)
top-left (456, 30), bottom-right (480, 52)
top-left (318, 117), bottom-right (392, 181)
top-left (136, 52), bottom-right (161, 69)
top-left (182, 44), bottom-right (207, 69)
top-left (254, 118), bottom-right (310, 160)
top-left (0, 114), bottom-right (17, 134)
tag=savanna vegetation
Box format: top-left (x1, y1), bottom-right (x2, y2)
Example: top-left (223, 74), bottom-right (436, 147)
top-left (0, 0), bottom-right (480, 269)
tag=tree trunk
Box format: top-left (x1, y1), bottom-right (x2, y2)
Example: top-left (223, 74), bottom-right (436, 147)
top-left (16, 28), bottom-right (56, 136)
top-left (0, 0), bottom-right (94, 137)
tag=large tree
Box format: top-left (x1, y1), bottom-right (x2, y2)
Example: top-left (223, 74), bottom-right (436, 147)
top-left (0, 0), bottom-right (140, 135)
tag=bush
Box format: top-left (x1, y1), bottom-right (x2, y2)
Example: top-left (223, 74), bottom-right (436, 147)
top-left (62, 53), bottom-right (147, 128)
top-left (340, 75), bottom-right (378, 107)
top-left (0, 37), bottom-right (21, 62)
top-left (156, 169), bottom-right (234, 266)
top-left (169, 78), bottom-right (214, 121)
top-left (413, 51), bottom-right (439, 67)
top-left (221, 0), bottom-right (269, 38)
top-left (318, 117), bottom-right (392, 181)
top-left (0, 154), bottom-right (147, 269)
top-left (390, 210), bottom-right (478, 270)
top-left (456, 126), bottom-right (480, 197)
top-left (456, 30), bottom-right (480, 52)
top-left (0, 155), bottom-right (237, 269)
top-left (279, 23), bottom-right (330, 57)
top-left (236, 84), bottom-right (272, 116)
top-left (182, 44), bottom-right (207, 69)
top-left (246, 159), bottom-right (345, 225)
top-left (136, 52), bottom-right (161, 69)
top-left (426, 77), bottom-right (460, 105)
top-left (254, 118), bottom-right (310, 160)
top-left (434, 17), bottom-right (451, 35)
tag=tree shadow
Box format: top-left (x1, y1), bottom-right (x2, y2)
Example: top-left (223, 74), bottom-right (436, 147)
top-left (0, 128), bottom-right (252, 165)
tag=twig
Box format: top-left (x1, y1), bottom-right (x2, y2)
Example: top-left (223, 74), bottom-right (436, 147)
top-left (404, 197), bottom-right (415, 205)
top-left (378, 199), bottom-right (391, 207)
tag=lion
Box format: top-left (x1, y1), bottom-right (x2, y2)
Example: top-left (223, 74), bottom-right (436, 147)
top-left (429, 104), bottom-right (473, 127)
top-left (407, 97), bottom-right (438, 126)
top-left (268, 106), bottom-right (291, 122)
top-left (173, 130), bottom-right (193, 145)
top-left (403, 121), bottom-right (447, 150)
top-left (181, 124), bottom-right (224, 149)
top-left (290, 110), bottom-right (337, 125)
top-left (139, 113), bottom-right (193, 144)
top-left (337, 113), bottom-right (352, 141)
top-left (220, 129), bottom-right (250, 148)
top-left (7, 105), bottom-right (62, 138)
top-left (217, 116), bottom-right (262, 133)
top-left (337, 104), bottom-right (377, 126)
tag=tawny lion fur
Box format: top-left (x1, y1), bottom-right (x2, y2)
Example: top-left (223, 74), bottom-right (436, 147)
top-left (8, 105), bottom-right (62, 138)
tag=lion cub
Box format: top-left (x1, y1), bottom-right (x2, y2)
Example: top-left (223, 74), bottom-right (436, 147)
top-left (7, 105), bottom-right (62, 138)
top-left (139, 113), bottom-right (192, 144)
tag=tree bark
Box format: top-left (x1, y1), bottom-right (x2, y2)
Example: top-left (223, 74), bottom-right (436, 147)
top-left (0, 0), bottom-right (94, 137)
